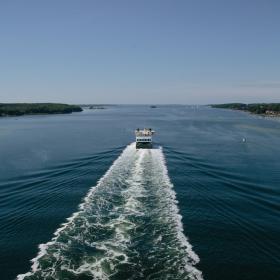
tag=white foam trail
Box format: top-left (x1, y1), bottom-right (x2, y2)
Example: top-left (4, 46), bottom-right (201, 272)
top-left (17, 143), bottom-right (203, 280)
top-left (154, 147), bottom-right (203, 279)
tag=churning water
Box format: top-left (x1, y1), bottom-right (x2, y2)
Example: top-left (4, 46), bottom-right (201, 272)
top-left (17, 144), bottom-right (202, 280)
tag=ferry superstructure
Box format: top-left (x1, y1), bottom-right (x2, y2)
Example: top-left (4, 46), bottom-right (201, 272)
top-left (135, 128), bottom-right (155, 148)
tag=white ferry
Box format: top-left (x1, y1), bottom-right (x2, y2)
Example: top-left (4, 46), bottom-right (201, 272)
top-left (135, 128), bottom-right (155, 148)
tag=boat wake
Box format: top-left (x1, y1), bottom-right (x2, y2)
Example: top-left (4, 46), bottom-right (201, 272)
top-left (17, 143), bottom-right (203, 280)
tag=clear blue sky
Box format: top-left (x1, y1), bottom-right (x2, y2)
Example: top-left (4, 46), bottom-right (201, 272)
top-left (0, 0), bottom-right (279, 104)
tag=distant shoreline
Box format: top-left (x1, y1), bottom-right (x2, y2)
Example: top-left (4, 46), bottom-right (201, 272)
top-left (0, 103), bottom-right (83, 117)
top-left (211, 103), bottom-right (280, 117)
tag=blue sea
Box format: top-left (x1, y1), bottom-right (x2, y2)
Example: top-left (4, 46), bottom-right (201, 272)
top-left (0, 105), bottom-right (279, 280)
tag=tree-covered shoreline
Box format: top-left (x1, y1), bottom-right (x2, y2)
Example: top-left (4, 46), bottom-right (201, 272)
top-left (211, 103), bottom-right (280, 115)
top-left (0, 103), bottom-right (83, 117)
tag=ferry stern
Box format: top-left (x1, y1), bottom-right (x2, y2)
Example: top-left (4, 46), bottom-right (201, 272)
top-left (135, 128), bottom-right (155, 149)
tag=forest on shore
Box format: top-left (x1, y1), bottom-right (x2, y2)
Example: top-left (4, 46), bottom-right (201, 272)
top-left (0, 103), bottom-right (83, 116)
top-left (211, 103), bottom-right (280, 115)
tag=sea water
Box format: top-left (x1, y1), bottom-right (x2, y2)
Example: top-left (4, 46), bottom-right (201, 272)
top-left (0, 105), bottom-right (279, 279)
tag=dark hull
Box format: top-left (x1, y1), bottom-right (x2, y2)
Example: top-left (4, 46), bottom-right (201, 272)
top-left (136, 142), bottom-right (153, 149)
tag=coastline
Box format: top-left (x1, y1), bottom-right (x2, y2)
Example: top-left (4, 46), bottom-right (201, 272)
top-left (210, 103), bottom-right (280, 118)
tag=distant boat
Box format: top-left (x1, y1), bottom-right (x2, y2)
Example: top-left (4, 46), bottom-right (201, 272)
top-left (242, 138), bottom-right (246, 143)
top-left (150, 105), bottom-right (157, 108)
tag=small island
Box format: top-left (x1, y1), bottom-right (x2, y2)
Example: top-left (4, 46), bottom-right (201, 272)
top-left (0, 103), bottom-right (83, 117)
top-left (89, 105), bottom-right (105, 110)
top-left (79, 104), bottom-right (107, 110)
top-left (211, 103), bottom-right (280, 116)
